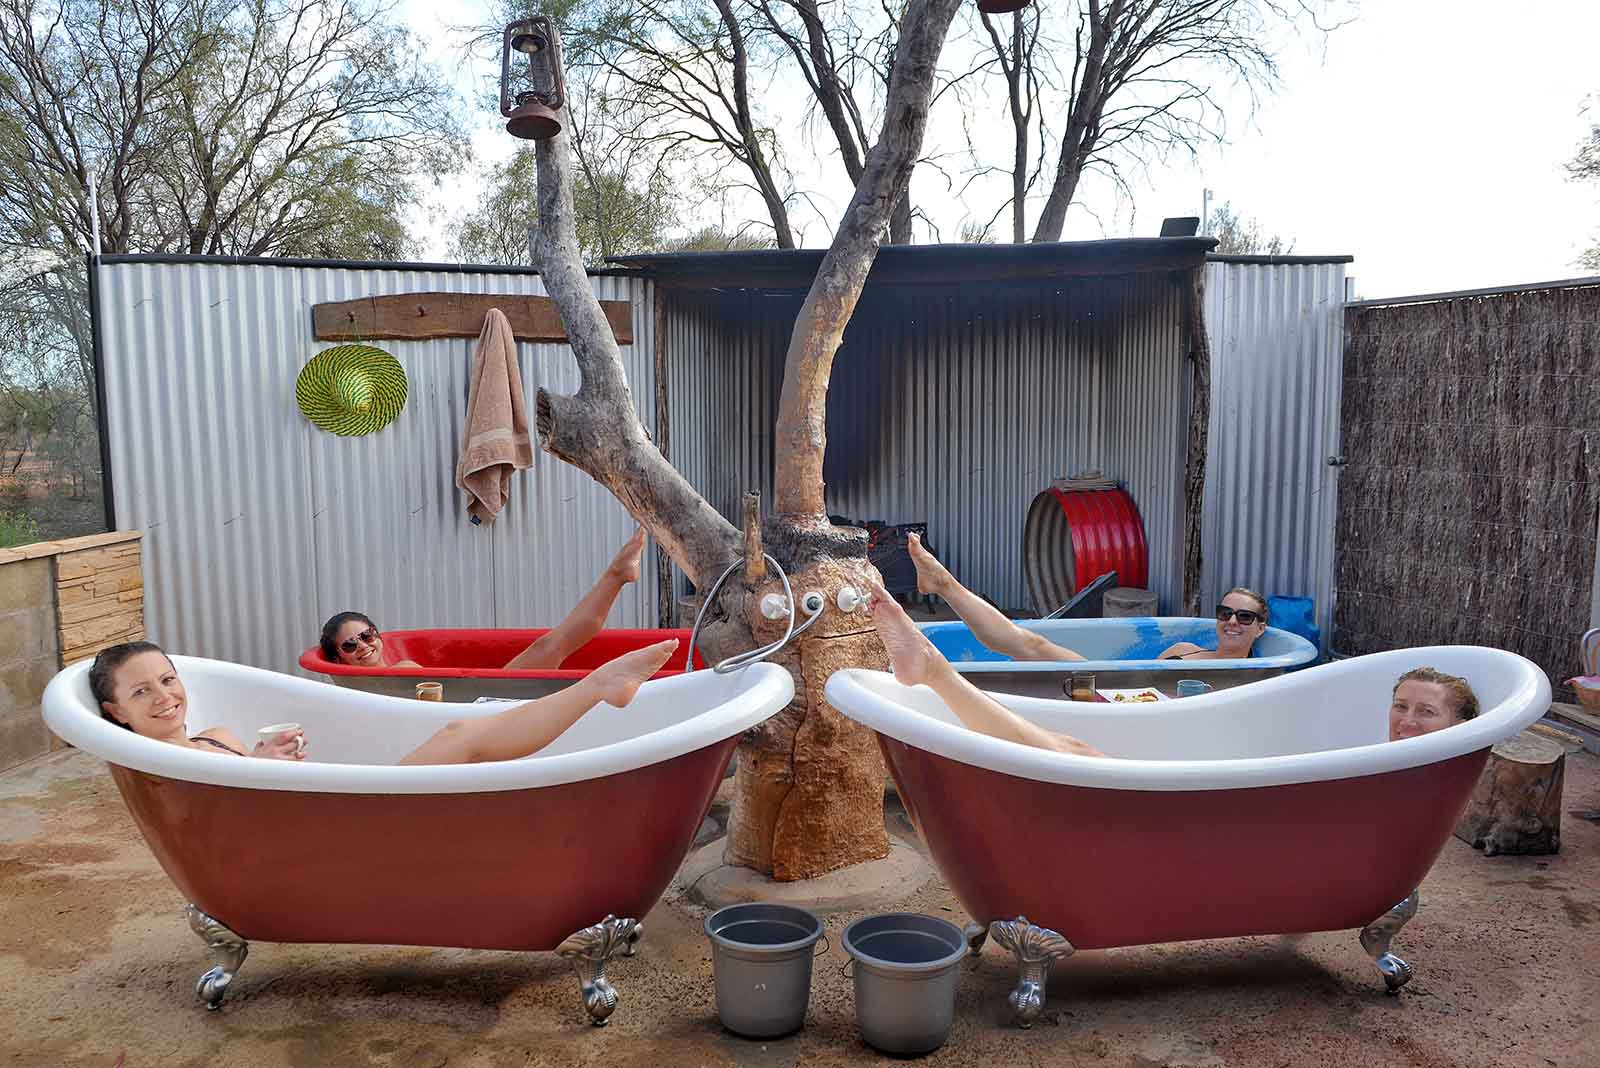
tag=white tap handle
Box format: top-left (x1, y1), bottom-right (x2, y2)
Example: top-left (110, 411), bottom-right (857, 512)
top-left (760, 593), bottom-right (791, 621)
top-left (836, 586), bottom-right (864, 613)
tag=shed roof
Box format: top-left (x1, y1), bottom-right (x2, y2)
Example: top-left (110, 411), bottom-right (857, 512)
top-left (610, 237), bottom-right (1218, 290)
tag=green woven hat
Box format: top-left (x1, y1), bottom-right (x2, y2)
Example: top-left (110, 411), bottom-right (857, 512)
top-left (295, 344), bottom-right (408, 436)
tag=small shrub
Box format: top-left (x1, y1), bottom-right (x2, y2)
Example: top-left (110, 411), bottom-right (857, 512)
top-left (0, 509), bottom-right (41, 548)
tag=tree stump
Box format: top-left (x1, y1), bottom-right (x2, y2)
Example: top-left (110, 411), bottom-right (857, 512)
top-left (1453, 730), bottom-right (1564, 855)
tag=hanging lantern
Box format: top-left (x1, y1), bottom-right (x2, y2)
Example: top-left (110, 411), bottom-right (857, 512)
top-left (499, 17), bottom-right (566, 141)
top-left (976, 0), bottom-right (1032, 12)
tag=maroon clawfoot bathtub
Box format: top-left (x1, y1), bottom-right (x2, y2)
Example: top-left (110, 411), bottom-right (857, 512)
top-left (44, 655), bottom-right (792, 1024)
top-left (826, 646), bottom-right (1550, 1026)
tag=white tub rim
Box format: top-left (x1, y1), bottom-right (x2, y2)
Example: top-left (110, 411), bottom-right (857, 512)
top-left (824, 646), bottom-right (1550, 792)
top-left (43, 655), bottom-right (793, 795)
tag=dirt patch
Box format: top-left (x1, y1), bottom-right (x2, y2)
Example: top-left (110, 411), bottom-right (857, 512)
top-left (3, 749), bottom-right (1598, 1067)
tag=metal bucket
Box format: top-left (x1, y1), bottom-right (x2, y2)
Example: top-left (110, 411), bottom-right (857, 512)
top-left (842, 913), bottom-right (968, 1055)
top-left (704, 904), bottom-right (824, 1038)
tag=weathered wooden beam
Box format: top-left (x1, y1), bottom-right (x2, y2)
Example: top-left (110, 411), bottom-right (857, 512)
top-left (311, 292), bottom-right (634, 345)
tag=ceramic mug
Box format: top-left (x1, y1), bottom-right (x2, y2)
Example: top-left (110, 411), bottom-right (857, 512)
top-left (257, 722), bottom-right (307, 756)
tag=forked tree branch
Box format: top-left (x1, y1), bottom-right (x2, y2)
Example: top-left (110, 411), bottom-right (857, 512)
top-left (530, 77), bottom-right (739, 587)
top-left (770, 0), bottom-right (965, 516)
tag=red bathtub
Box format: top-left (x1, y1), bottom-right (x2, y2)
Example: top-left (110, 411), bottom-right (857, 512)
top-left (43, 654), bottom-right (792, 1024)
top-left (826, 646), bottom-right (1551, 1027)
top-left (300, 628), bottom-right (700, 700)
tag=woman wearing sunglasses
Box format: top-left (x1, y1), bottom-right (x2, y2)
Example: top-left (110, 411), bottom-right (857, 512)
top-left (319, 527), bottom-right (646, 671)
top-left (1157, 588), bottom-right (1270, 661)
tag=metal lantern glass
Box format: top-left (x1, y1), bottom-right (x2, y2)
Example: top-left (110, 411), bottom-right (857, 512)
top-left (499, 17), bottom-right (566, 141)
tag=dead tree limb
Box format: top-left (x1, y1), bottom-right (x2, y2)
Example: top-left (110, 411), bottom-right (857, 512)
top-left (531, 124), bottom-right (739, 587)
top-left (771, 0), bottom-right (966, 516)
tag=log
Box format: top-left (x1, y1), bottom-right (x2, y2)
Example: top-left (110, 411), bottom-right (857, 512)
top-left (1453, 730), bottom-right (1564, 855)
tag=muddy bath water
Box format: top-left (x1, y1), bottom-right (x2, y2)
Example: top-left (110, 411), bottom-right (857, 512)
top-left (2, 747), bottom-right (1598, 1068)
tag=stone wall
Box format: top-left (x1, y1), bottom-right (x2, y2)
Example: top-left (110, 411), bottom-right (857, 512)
top-left (0, 531), bottom-right (144, 771)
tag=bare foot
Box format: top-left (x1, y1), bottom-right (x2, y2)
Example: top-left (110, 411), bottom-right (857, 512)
top-left (869, 583), bottom-right (944, 688)
top-left (906, 532), bottom-right (953, 598)
top-left (589, 638), bottom-right (678, 707)
top-left (608, 526), bottom-right (646, 584)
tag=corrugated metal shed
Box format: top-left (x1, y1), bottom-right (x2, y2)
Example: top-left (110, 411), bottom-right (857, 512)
top-left (655, 251), bottom-right (1347, 634)
top-left (662, 272), bottom-right (1193, 614)
top-left (94, 256), bottom-right (657, 675)
top-left (1201, 259), bottom-right (1348, 644)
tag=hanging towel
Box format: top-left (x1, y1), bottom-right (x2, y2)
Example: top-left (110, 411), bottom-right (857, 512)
top-left (456, 308), bottom-right (534, 525)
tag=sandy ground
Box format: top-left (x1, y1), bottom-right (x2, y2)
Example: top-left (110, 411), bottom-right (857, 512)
top-left (2, 747), bottom-right (1598, 1068)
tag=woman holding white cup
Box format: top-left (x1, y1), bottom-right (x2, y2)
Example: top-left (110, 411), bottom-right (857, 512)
top-left (86, 639), bottom-right (678, 766)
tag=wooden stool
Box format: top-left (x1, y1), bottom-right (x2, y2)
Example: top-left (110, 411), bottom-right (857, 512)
top-left (1453, 729), bottom-right (1564, 855)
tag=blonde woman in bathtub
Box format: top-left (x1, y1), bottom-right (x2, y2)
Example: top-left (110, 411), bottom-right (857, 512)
top-left (321, 526), bottom-right (648, 672)
top-left (1389, 667), bottom-right (1478, 741)
top-left (90, 637), bottom-right (678, 766)
top-left (1156, 587), bottom-right (1270, 661)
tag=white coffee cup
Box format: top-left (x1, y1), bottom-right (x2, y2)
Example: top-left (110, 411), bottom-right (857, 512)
top-left (257, 722), bottom-right (307, 756)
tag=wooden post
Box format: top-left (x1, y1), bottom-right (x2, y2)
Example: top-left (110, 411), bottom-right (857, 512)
top-left (1454, 729), bottom-right (1565, 855)
top-left (1179, 266), bottom-right (1210, 617)
top-left (653, 288), bottom-right (673, 627)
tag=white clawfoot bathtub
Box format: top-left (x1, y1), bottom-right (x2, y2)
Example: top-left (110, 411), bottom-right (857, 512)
top-left (43, 656), bottom-right (793, 1024)
top-left (825, 646), bottom-right (1550, 1026)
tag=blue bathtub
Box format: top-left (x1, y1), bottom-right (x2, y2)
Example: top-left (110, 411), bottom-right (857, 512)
top-left (918, 617), bottom-right (1319, 698)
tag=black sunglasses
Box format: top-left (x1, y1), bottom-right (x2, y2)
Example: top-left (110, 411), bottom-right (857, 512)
top-left (1215, 605), bottom-right (1261, 626)
top-left (339, 628), bottom-right (379, 654)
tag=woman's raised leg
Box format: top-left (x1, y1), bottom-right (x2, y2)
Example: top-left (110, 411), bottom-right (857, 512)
top-left (869, 586), bottom-right (1102, 757)
top-left (504, 527), bottom-right (647, 670)
top-left (906, 533), bottom-right (1082, 662)
top-left (402, 639), bottom-right (679, 765)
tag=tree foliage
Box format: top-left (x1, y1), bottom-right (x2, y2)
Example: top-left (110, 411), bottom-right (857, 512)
top-left (1569, 119), bottom-right (1600, 271)
top-left (0, 0), bottom-right (466, 259)
top-left (450, 146), bottom-right (676, 266)
top-left (1207, 200), bottom-right (1293, 255)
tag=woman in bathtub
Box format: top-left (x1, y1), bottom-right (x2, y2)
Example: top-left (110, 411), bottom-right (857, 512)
top-left (89, 636), bottom-right (678, 765)
top-left (870, 584), bottom-right (1477, 755)
top-left (1155, 587), bottom-right (1270, 661)
top-left (907, 533), bottom-right (1268, 664)
top-left (321, 527), bottom-right (647, 671)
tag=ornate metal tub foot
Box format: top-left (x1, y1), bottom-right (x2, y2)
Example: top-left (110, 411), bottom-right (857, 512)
top-left (988, 916), bottom-right (1074, 1028)
top-left (184, 905), bottom-right (248, 1010)
top-left (964, 920), bottom-right (989, 957)
top-left (1359, 890), bottom-right (1419, 993)
top-left (556, 915), bottom-right (641, 1026)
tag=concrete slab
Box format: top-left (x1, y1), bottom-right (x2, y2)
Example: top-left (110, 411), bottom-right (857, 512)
top-left (2, 748), bottom-right (1599, 1067)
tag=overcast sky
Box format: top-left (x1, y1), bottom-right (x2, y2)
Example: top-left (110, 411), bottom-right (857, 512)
top-left (406, 2), bottom-right (1600, 301)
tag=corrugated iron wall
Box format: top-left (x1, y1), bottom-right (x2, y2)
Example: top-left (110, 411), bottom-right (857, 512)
top-left (1201, 261), bottom-right (1347, 644)
top-left (665, 274), bottom-right (1191, 614)
top-left (95, 259), bottom-right (657, 675)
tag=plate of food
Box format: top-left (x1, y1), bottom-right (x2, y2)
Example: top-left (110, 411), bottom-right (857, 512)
top-left (1097, 687), bottom-right (1168, 703)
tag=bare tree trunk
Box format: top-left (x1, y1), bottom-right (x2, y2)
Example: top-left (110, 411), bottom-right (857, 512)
top-left (531, 129), bottom-right (741, 587)
top-left (714, 0), bottom-right (797, 249)
top-left (531, 0), bottom-right (962, 880)
top-left (772, 0), bottom-right (964, 515)
top-left (1031, 0), bottom-right (1119, 243)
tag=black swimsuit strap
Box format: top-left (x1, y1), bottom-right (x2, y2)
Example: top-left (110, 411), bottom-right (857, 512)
top-left (190, 735), bottom-right (244, 756)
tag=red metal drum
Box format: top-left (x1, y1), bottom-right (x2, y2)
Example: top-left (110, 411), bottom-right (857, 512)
top-left (1022, 487), bottom-right (1148, 616)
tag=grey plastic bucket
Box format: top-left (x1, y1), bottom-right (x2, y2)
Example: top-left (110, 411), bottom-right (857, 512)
top-left (704, 904), bottom-right (824, 1038)
top-left (842, 912), bottom-right (968, 1055)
